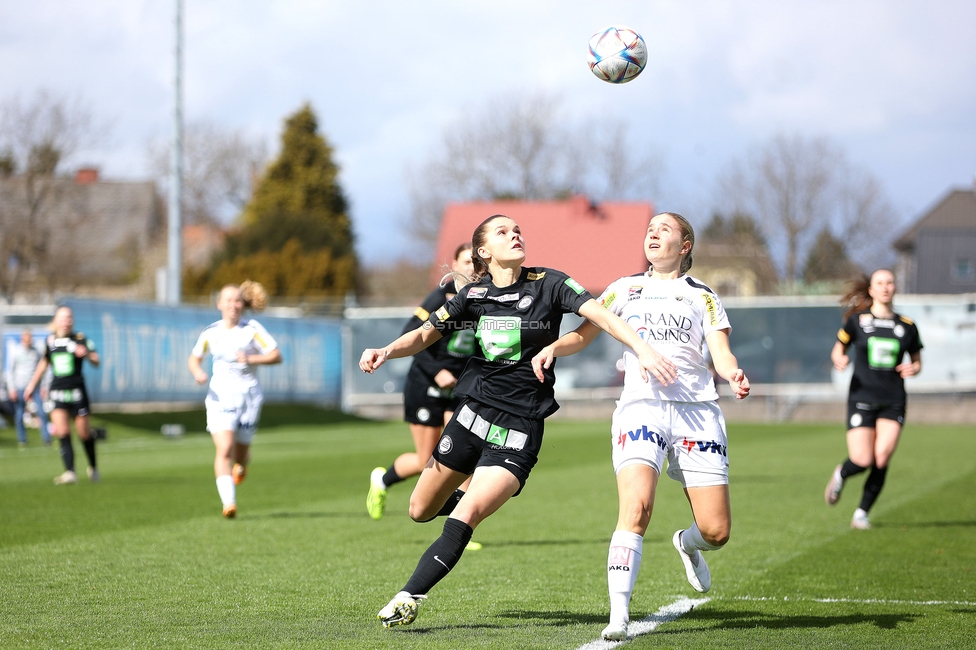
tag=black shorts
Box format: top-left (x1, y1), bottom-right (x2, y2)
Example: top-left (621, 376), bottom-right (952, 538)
top-left (432, 399), bottom-right (544, 497)
top-left (403, 378), bottom-right (460, 426)
top-left (847, 399), bottom-right (906, 430)
top-left (49, 387), bottom-right (91, 418)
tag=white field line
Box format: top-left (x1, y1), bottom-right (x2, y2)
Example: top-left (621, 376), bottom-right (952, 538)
top-left (576, 597), bottom-right (710, 650)
top-left (730, 595), bottom-right (976, 607)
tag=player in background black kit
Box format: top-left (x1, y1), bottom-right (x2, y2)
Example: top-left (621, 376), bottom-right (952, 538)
top-left (24, 306), bottom-right (102, 485)
top-left (824, 269), bottom-right (922, 529)
top-left (360, 214), bottom-right (678, 628)
top-left (366, 244), bottom-right (480, 539)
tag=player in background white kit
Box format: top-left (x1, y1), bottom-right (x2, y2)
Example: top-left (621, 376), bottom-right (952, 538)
top-left (188, 282), bottom-right (281, 518)
top-left (532, 212), bottom-right (750, 641)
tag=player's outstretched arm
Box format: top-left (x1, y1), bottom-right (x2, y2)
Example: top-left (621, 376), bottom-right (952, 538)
top-left (360, 324), bottom-right (443, 374)
top-left (531, 320), bottom-right (601, 382)
top-left (705, 329), bottom-right (750, 399)
top-left (578, 299), bottom-right (677, 385)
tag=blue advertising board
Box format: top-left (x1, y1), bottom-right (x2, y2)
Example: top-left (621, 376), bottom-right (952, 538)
top-left (58, 298), bottom-right (342, 405)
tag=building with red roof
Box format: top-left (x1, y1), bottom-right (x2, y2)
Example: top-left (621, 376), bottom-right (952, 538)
top-left (431, 195), bottom-right (654, 293)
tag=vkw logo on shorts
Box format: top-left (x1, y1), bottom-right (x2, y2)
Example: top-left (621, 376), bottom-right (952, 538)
top-left (850, 413), bottom-right (863, 427)
top-left (438, 435), bottom-right (453, 454)
top-left (417, 408), bottom-right (431, 423)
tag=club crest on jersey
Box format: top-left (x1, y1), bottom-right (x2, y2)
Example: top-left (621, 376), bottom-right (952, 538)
top-left (893, 324), bottom-right (905, 337)
top-left (517, 296), bottom-right (533, 310)
top-left (468, 287), bottom-right (487, 299)
top-left (628, 286), bottom-right (643, 301)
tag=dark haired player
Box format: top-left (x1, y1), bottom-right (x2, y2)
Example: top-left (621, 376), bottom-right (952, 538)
top-left (825, 269), bottom-right (922, 529)
top-left (360, 214), bottom-right (677, 628)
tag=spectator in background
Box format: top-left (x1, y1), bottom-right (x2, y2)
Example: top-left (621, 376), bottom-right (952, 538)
top-left (7, 329), bottom-right (52, 448)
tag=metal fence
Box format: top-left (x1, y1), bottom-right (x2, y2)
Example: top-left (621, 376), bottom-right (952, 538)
top-left (343, 294), bottom-right (976, 414)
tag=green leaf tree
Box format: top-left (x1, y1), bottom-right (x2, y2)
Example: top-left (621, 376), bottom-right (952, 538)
top-left (187, 103), bottom-right (358, 298)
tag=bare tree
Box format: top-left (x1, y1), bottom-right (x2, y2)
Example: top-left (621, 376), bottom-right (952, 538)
top-left (147, 120), bottom-right (268, 226)
top-left (719, 133), bottom-right (897, 287)
top-left (0, 90), bottom-right (103, 297)
top-left (405, 91), bottom-right (662, 248)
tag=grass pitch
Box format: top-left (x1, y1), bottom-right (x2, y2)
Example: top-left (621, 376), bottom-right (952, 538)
top-left (1, 406), bottom-right (973, 649)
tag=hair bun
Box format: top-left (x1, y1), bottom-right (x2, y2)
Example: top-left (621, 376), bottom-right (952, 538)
top-left (239, 280), bottom-right (268, 312)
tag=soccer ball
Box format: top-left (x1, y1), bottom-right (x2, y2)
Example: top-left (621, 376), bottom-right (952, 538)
top-left (587, 25), bottom-right (647, 84)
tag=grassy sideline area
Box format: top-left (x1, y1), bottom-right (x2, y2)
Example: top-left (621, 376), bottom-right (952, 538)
top-left (1, 405), bottom-right (974, 649)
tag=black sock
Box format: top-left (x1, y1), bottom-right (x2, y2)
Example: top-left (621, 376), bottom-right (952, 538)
top-left (59, 436), bottom-right (75, 472)
top-left (416, 489), bottom-right (466, 523)
top-left (383, 465), bottom-right (404, 488)
top-left (403, 518), bottom-right (473, 596)
top-left (840, 459), bottom-right (868, 479)
top-left (82, 436), bottom-right (97, 469)
top-left (859, 465), bottom-right (888, 512)
top-left (436, 489), bottom-right (465, 517)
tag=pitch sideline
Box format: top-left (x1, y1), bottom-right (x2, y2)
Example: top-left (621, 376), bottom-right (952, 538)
top-left (575, 596), bottom-right (710, 650)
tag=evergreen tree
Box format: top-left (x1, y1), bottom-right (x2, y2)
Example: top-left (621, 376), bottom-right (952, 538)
top-left (187, 103), bottom-right (359, 298)
top-left (802, 227), bottom-right (860, 283)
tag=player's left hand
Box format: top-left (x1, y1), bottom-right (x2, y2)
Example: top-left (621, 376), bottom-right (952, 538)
top-left (531, 346), bottom-right (556, 382)
top-left (74, 344), bottom-right (88, 358)
top-left (896, 361), bottom-right (919, 378)
top-left (728, 369), bottom-right (750, 399)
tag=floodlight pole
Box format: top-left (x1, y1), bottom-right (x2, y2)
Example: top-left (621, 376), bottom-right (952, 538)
top-left (167, 0), bottom-right (184, 305)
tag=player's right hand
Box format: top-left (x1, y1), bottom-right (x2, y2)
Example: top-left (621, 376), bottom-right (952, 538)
top-left (635, 346), bottom-right (678, 385)
top-left (359, 348), bottom-right (389, 373)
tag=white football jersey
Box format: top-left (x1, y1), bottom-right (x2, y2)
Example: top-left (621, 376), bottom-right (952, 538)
top-left (191, 318), bottom-right (278, 398)
top-left (598, 273), bottom-right (731, 403)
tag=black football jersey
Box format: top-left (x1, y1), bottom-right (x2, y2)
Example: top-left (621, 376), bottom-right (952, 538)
top-left (402, 283), bottom-right (477, 383)
top-left (44, 332), bottom-right (96, 391)
top-left (837, 310), bottom-right (923, 404)
top-left (430, 267), bottom-right (593, 419)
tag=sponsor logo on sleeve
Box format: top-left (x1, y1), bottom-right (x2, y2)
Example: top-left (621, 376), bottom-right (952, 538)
top-left (600, 291), bottom-right (617, 308)
top-left (468, 287), bottom-right (487, 299)
top-left (565, 278), bottom-right (585, 295)
top-left (527, 271), bottom-right (546, 281)
top-left (703, 293), bottom-right (718, 326)
top-left (435, 306), bottom-right (450, 321)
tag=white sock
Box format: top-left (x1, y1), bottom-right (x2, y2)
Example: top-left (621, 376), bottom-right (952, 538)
top-left (216, 474), bottom-right (235, 506)
top-left (607, 530), bottom-right (643, 625)
top-left (681, 521), bottom-right (722, 553)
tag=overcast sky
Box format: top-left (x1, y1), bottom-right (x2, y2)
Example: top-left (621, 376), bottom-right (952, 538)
top-left (1, 1), bottom-right (974, 266)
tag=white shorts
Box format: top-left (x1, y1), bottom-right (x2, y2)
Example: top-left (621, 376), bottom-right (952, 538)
top-left (205, 386), bottom-right (263, 445)
top-left (610, 398), bottom-right (729, 488)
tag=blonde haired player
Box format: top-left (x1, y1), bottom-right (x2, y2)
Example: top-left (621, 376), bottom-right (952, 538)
top-left (188, 282), bottom-right (281, 518)
top-left (533, 212), bottom-right (750, 641)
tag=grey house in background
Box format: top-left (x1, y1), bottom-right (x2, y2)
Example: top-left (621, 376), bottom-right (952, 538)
top-left (894, 188), bottom-right (976, 294)
top-left (0, 168), bottom-right (162, 292)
